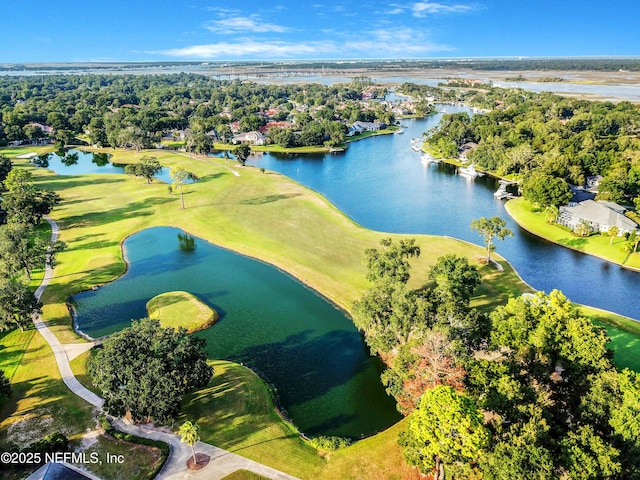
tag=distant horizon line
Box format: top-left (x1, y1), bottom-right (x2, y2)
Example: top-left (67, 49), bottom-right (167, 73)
top-left (2, 55), bottom-right (640, 66)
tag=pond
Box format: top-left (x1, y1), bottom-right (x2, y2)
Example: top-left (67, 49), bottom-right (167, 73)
top-left (72, 226), bottom-right (401, 438)
top-left (33, 149), bottom-right (187, 184)
top-left (247, 107), bottom-right (640, 321)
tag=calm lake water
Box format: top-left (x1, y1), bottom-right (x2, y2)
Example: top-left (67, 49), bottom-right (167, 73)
top-left (73, 227), bottom-right (401, 438)
top-left (35, 149), bottom-right (179, 184)
top-left (247, 106), bottom-right (640, 321)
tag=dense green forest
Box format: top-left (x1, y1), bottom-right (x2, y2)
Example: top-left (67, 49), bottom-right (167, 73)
top-left (354, 238), bottom-right (640, 479)
top-left (0, 74), bottom-right (396, 150)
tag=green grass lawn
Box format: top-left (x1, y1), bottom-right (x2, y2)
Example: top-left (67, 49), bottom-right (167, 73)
top-left (578, 305), bottom-right (640, 371)
top-left (505, 197), bottom-right (640, 270)
top-left (180, 360), bottom-right (412, 480)
top-left (251, 144), bottom-right (333, 154)
top-left (221, 471), bottom-right (270, 480)
top-left (147, 291), bottom-right (217, 333)
top-left (1, 144), bottom-right (639, 479)
top-left (180, 360), bottom-right (325, 479)
top-left (0, 327), bottom-right (95, 448)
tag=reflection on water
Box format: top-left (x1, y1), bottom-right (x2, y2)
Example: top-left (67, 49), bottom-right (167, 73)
top-left (73, 227), bottom-right (401, 438)
top-left (33, 149), bottom-right (193, 185)
top-left (177, 232), bottom-right (196, 252)
top-left (60, 151), bottom-right (79, 166)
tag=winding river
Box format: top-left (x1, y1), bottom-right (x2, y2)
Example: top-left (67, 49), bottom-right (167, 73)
top-left (247, 106), bottom-right (640, 321)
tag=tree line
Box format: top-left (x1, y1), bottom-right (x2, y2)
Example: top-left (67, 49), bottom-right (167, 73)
top-left (0, 74), bottom-right (397, 151)
top-left (0, 157), bottom-right (63, 404)
top-left (0, 157), bottom-right (62, 331)
top-left (353, 237), bottom-right (640, 479)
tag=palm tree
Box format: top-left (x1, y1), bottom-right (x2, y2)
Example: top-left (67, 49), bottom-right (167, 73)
top-left (608, 226), bottom-right (619, 245)
top-left (575, 220), bottom-right (591, 237)
top-left (178, 421), bottom-right (200, 465)
top-left (544, 205), bottom-right (559, 224)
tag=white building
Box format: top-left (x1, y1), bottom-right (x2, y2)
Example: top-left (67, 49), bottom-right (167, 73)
top-left (231, 131), bottom-right (266, 146)
top-left (557, 200), bottom-right (637, 236)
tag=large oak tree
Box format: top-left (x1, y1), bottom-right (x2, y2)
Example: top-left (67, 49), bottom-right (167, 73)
top-left (88, 318), bottom-right (213, 423)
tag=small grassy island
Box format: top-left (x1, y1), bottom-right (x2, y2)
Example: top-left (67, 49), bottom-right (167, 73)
top-left (146, 291), bottom-right (218, 333)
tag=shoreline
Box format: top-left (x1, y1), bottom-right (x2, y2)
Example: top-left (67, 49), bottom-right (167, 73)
top-left (422, 142), bottom-right (640, 274)
top-left (504, 197), bottom-right (640, 274)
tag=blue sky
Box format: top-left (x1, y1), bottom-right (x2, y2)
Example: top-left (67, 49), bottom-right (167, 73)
top-left (2, 1), bottom-right (638, 62)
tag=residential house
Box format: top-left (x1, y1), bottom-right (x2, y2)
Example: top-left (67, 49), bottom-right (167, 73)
top-left (231, 131), bottom-right (266, 146)
top-left (347, 121), bottom-right (387, 137)
top-left (28, 123), bottom-right (54, 135)
top-left (259, 121), bottom-right (292, 133)
top-left (557, 200), bottom-right (637, 236)
top-left (205, 129), bottom-right (219, 141)
top-left (569, 185), bottom-right (596, 204)
top-left (164, 128), bottom-right (191, 141)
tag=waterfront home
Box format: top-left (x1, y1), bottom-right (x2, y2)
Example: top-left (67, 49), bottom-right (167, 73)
top-left (205, 129), bottom-right (219, 141)
top-left (347, 121), bottom-right (387, 136)
top-left (557, 200), bottom-right (638, 236)
top-left (231, 131), bottom-right (266, 145)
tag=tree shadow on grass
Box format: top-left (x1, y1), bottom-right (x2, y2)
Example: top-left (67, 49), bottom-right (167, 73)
top-left (224, 433), bottom-right (303, 454)
top-left (561, 237), bottom-right (589, 250)
top-left (60, 198), bottom-right (101, 206)
top-left (37, 176), bottom-right (126, 191)
top-left (239, 193), bottom-right (301, 205)
top-left (61, 196), bottom-right (173, 228)
top-left (67, 240), bottom-right (120, 251)
top-left (198, 172), bottom-right (227, 181)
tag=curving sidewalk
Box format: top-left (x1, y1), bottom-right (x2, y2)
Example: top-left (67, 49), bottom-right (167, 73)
top-left (35, 217), bottom-right (298, 480)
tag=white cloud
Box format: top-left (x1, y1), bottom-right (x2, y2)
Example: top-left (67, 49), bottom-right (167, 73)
top-left (412, 2), bottom-right (476, 17)
top-left (157, 40), bottom-right (333, 58)
top-left (205, 7), bottom-right (240, 14)
top-left (154, 28), bottom-right (453, 59)
top-left (205, 15), bottom-right (289, 34)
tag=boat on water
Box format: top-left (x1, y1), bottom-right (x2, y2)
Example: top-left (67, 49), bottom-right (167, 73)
top-left (494, 180), bottom-right (516, 199)
top-left (395, 128), bottom-right (405, 134)
top-left (458, 164), bottom-right (481, 178)
top-left (421, 153), bottom-right (440, 164)
top-left (411, 137), bottom-right (422, 144)
top-left (411, 145), bottom-right (422, 152)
